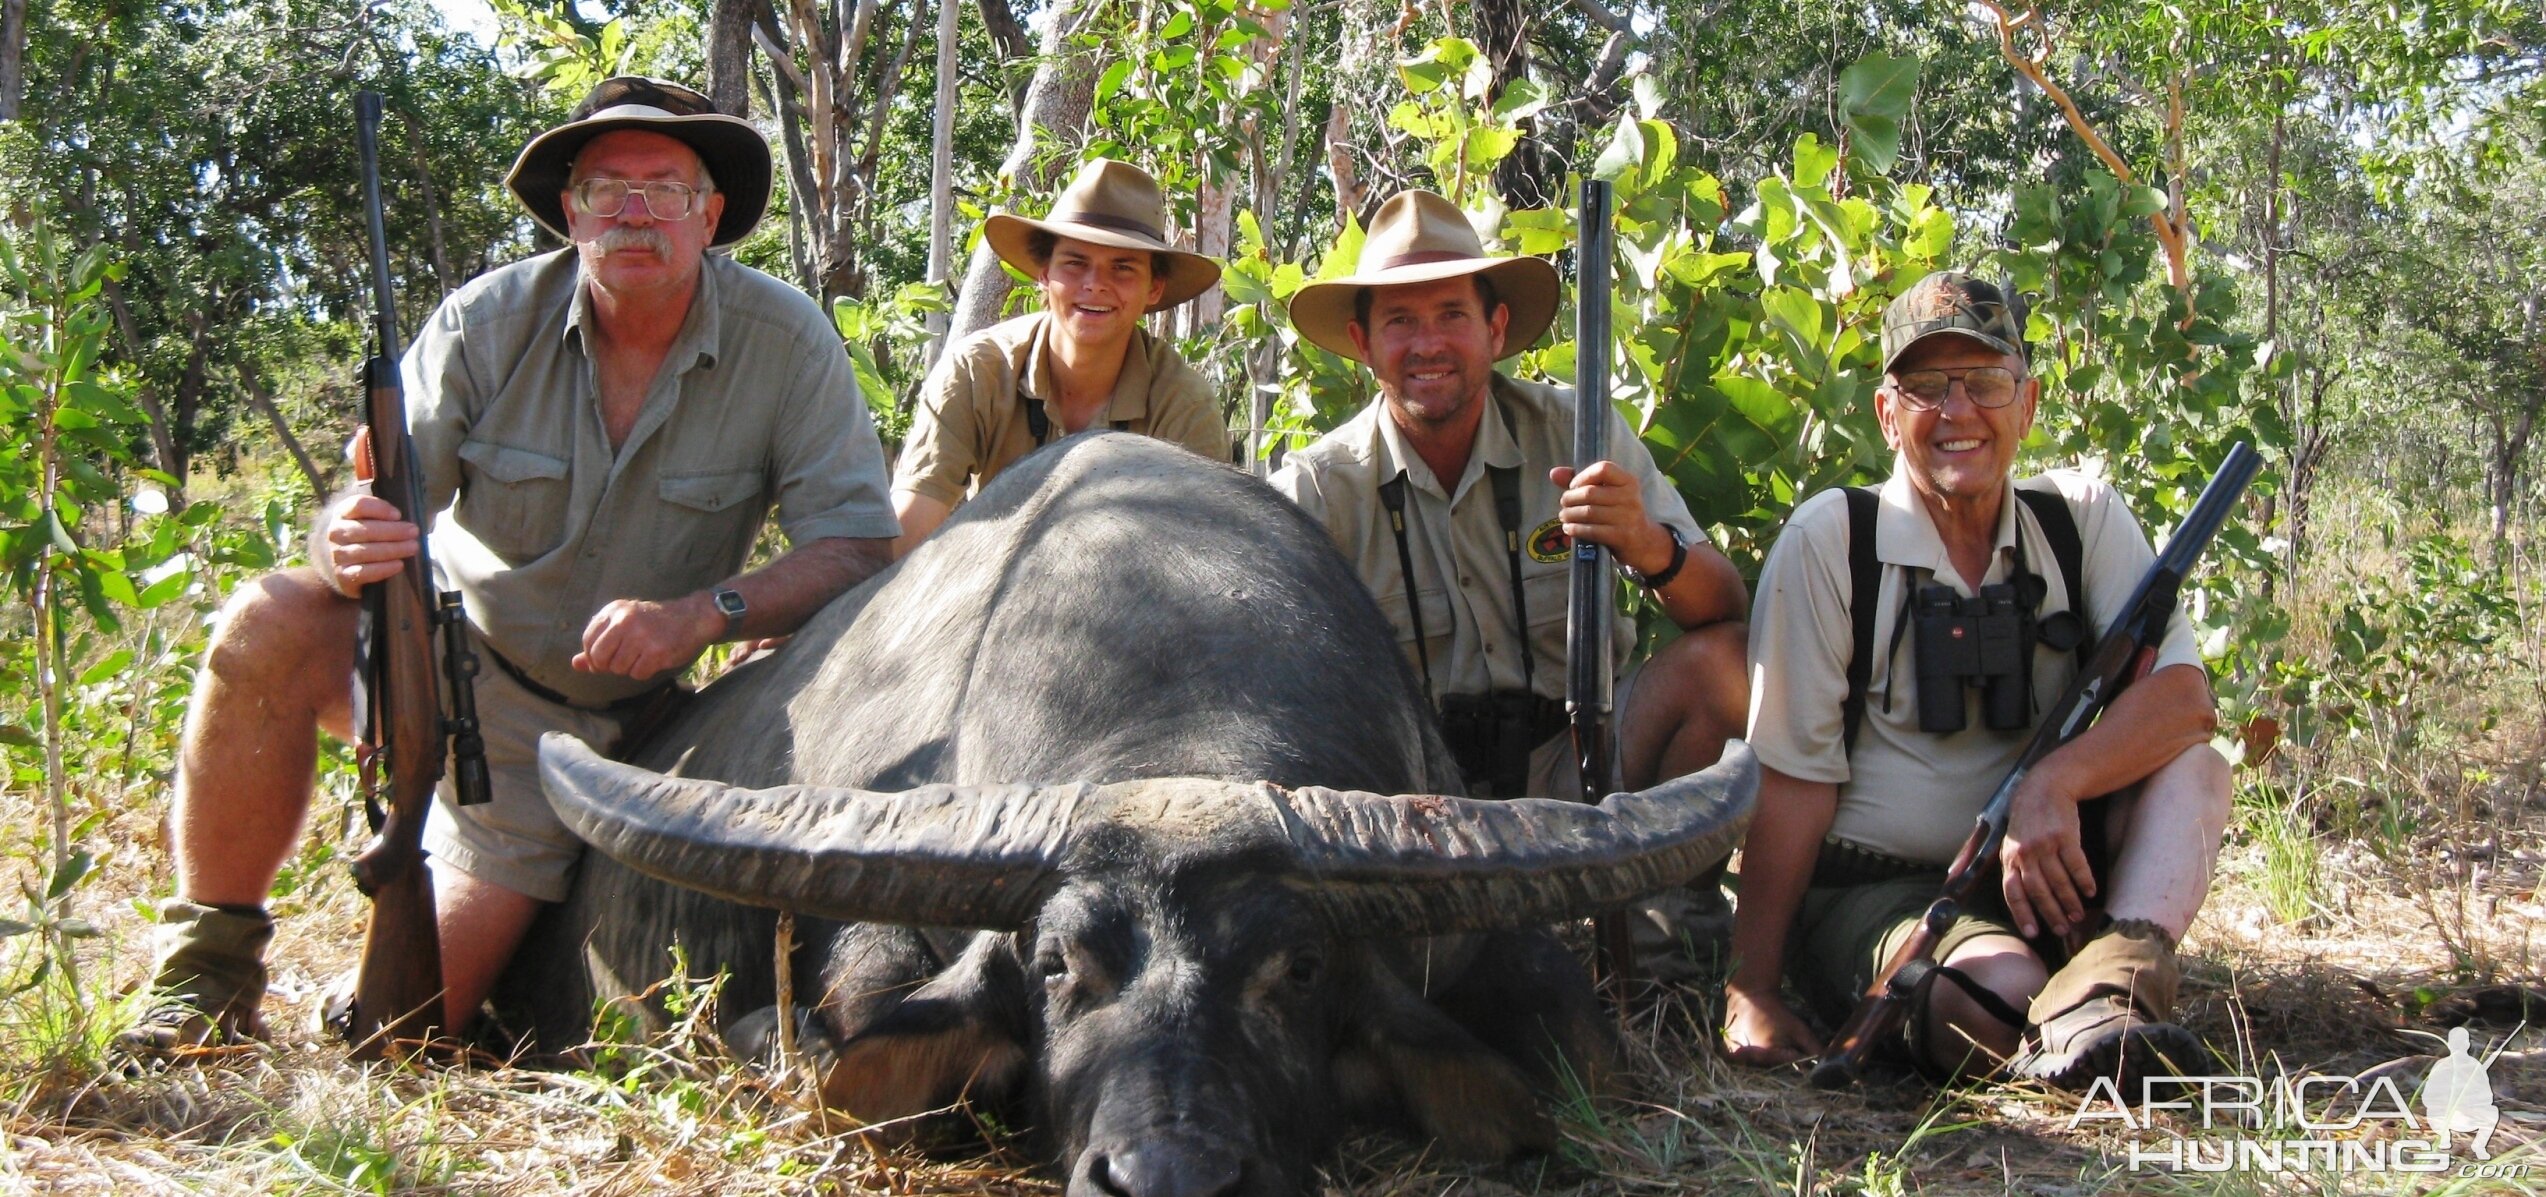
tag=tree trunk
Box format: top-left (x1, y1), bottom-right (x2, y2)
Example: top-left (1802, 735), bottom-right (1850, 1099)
top-left (99, 278), bottom-right (187, 491)
top-left (948, 0), bottom-right (1101, 343)
top-left (924, 0), bottom-right (959, 362)
top-left (1473, 0), bottom-right (1555, 209)
top-left (707, 0), bottom-right (759, 116)
top-left (0, 0), bottom-right (25, 122)
top-left (240, 369), bottom-right (328, 496)
top-left (975, 0), bottom-right (1029, 63)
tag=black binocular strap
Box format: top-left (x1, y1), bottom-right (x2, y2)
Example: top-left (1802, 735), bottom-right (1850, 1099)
top-left (1378, 455), bottom-right (1532, 703)
top-left (1022, 393), bottom-right (1132, 446)
top-left (1836, 485), bottom-right (2088, 751)
top-left (1377, 473), bottom-right (1435, 698)
top-left (1490, 464), bottom-right (1537, 692)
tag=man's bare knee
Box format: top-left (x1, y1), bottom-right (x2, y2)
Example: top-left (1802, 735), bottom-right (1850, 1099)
top-left (203, 568), bottom-right (357, 721)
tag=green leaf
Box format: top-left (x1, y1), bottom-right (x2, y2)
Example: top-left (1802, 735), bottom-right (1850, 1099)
top-left (79, 648), bottom-right (135, 686)
top-left (1094, 59), bottom-right (1134, 107)
top-left (1761, 286), bottom-right (1827, 361)
top-left (0, 919), bottom-right (30, 939)
top-left (1593, 110), bottom-right (1643, 182)
top-left (1158, 9), bottom-right (1194, 39)
top-left (46, 850), bottom-right (95, 901)
top-left (1838, 52), bottom-right (1920, 173)
top-left (1792, 133), bottom-right (1838, 190)
top-left (0, 723), bottom-right (35, 748)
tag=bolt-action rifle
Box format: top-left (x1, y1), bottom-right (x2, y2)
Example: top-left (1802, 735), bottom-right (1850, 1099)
top-left (343, 90), bottom-right (492, 1059)
top-left (1808, 441), bottom-right (2261, 1089)
top-left (1566, 177), bottom-right (1637, 989)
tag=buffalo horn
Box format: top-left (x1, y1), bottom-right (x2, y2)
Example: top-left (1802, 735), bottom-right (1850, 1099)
top-left (1270, 740), bottom-right (1760, 937)
top-left (538, 732), bottom-right (1084, 929)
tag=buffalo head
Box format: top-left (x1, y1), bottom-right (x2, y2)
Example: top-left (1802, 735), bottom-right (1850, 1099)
top-left (541, 732), bottom-right (1757, 1196)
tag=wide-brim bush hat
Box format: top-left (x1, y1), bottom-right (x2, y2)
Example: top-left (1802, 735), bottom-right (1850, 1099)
top-left (506, 76), bottom-right (772, 249)
top-left (1286, 190), bottom-right (1560, 363)
top-left (982, 159), bottom-right (1222, 312)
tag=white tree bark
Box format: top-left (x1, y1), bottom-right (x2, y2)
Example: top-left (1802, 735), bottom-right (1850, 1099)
top-left (948, 0), bottom-right (1103, 343)
top-left (925, 0), bottom-right (959, 363)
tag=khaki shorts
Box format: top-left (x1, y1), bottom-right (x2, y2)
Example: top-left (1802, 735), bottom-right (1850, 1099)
top-left (1788, 872), bottom-right (2023, 1027)
top-left (420, 653), bottom-right (637, 903)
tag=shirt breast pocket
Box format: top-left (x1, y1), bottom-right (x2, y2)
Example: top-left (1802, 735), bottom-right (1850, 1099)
top-left (455, 438), bottom-right (570, 564)
top-left (656, 470), bottom-right (765, 575)
top-left (1373, 581), bottom-right (1455, 662)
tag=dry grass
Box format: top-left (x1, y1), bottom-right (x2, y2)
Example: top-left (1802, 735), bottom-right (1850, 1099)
top-left (5, 775), bottom-right (2540, 1195)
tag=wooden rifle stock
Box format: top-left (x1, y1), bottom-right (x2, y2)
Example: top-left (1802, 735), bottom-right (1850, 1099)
top-left (1808, 443), bottom-right (2261, 1089)
top-left (1565, 178), bottom-right (1636, 990)
top-left (344, 91), bottom-right (491, 1058)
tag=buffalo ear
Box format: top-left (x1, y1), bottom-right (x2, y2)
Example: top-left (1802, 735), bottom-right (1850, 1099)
top-left (1330, 964), bottom-right (1556, 1161)
top-left (821, 932), bottom-right (1030, 1131)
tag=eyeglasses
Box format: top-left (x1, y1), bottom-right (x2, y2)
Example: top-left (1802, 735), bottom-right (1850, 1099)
top-left (570, 178), bottom-right (711, 221)
top-left (1889, 365), bottom-right (2022, 411)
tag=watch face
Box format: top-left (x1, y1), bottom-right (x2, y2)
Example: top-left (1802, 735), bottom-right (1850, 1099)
top-left (715, 589), bottom-right (746, 617)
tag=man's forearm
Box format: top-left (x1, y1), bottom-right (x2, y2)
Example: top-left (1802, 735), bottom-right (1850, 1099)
top-left (1652, 537), bottom-right (1748, 631)
top-left (2030, 663), bottom-right (2218, 805)
top-left (717, 536), bottom-right (892, 640)
top-left (1727, 767), bottom-right (1839, 991)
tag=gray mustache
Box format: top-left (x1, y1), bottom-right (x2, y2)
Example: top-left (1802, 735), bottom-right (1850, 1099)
top-left (597, 225), bottom-right (673, 257)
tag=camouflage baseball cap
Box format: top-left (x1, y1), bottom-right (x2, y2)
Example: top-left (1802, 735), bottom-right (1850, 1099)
top-left (1880, 271), bottom-right (2028, 373)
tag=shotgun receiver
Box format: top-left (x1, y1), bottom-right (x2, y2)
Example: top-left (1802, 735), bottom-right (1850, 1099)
top-left (344, 90), bottom-right (491, 1059)
top-left (1808, 442), bottom-right (2261, 1088)
top-left (1565, 177), bottom-right (1635, 988)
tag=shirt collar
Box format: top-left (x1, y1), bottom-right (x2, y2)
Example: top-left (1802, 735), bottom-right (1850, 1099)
top-left (562, 253), bottom-right (726, 375)
top-left (1371, 371), bottom-right (1525, 501)
top-left (1018, 312), bottom-right (1158, 420)
top-left (1874, 453), bottom-right (2019, 589)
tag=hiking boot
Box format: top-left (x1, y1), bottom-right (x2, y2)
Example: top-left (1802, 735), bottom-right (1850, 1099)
top-left (2008, 919), bottom-right (2204, 1091)
top-left (115, 899), bottom-right (274, 1059)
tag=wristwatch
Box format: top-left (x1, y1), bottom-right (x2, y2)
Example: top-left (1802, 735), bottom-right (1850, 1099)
top-left (711, 586), bottom-right (747, 639)
top-left (1619, 524), bottom-right (1688, 591)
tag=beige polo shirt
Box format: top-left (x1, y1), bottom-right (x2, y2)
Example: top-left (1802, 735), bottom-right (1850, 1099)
top-left (893, 312), bottom-right (1231, 505)
top-left (1745, 462), bottom-right (2204, 864)
top-left (405, 250), bottom-right (901, 709)
top-left (1270, 374), bottom-right (1700, 704)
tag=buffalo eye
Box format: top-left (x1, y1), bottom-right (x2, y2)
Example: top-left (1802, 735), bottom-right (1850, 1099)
top-left (1286, 949), bottom-right (1325, 989)
top-left (1031, 948), bottom-right (1069, 987)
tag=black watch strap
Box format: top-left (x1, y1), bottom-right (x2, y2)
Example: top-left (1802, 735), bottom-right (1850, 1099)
top-left (1623, 524), bottom-right (1688, 591)
top-left (711, 586), bottom-right (747, 639)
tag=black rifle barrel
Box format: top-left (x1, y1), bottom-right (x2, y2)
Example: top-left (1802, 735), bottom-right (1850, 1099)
top-left (1565, 178), bottom-right (1615, 725)
top-left (355, 92), bottom-right (400, 367)
top-left (2088, 441), bottom-right (2263, 645)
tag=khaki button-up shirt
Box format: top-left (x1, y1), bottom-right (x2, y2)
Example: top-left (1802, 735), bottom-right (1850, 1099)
top-left (893, 312), bottom-right (1231, 505)
top-left (406, 250), bottom-right (900, 708)
top-left (1270, 374), bottom-right (1700, 705)
top-left (1744, 463), bottom-right (2204, 864)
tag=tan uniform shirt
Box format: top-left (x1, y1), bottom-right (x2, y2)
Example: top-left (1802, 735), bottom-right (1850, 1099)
top-left (893, 312), bottom-right (1230, 505)
top-left (405, 250), bottom-right (900, 709)
top-left (1270, 374), bottom-right (1700, 705)
top-left (1745, 463), bottom-right (2204, 864)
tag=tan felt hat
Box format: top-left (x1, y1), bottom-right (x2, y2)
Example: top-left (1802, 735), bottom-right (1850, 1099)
top-left (1286, 190), bottom-right (1561, 363)
top-left (983, 159), bottom-right (1222, 312)
top-left (506, 76), bottom-right (772, 249)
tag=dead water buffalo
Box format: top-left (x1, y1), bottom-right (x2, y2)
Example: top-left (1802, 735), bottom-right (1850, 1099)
top-left (515, 433), bottom-right (1756, 1197)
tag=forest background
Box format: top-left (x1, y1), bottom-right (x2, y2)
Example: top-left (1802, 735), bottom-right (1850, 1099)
top-left (1, 0), bottom-right (2544, 1191)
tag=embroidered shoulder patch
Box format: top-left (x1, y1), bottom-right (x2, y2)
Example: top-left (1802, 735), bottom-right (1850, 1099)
top-left (1526, 517), bottom-right (1570, 564)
